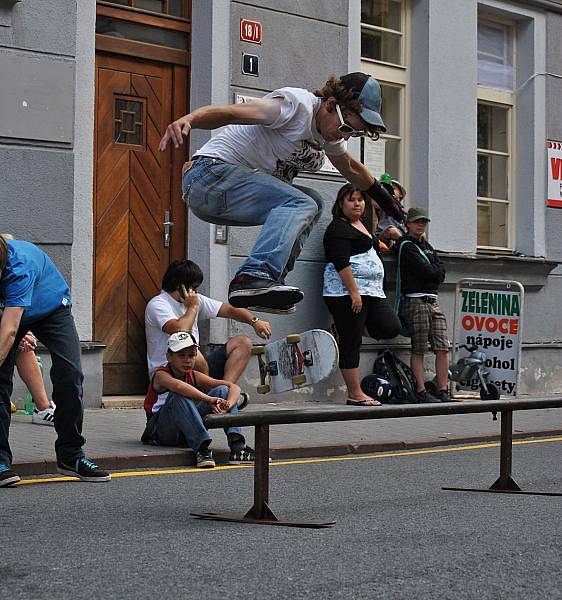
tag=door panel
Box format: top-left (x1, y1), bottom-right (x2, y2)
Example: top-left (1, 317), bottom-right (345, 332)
top-left (94, 53), bottom-right (186, 394)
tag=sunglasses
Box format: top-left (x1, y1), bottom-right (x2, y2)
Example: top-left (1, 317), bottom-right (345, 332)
top-left (336, 104), bottom-right (380, 140)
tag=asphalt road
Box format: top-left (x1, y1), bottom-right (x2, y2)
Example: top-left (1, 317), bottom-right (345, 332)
top-left (2, 439), bottom-right (561, 600)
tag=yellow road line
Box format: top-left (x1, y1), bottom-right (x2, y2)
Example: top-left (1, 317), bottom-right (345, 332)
top-left (15, 436), bottom-right (562, 486)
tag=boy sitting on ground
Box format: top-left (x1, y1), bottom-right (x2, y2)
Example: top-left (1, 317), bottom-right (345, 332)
top-left (142, 331), bottom-right (255, 468)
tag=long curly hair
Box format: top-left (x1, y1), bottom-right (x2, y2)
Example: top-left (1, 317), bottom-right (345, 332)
top-left (315, 76), bottom-right (363, 114)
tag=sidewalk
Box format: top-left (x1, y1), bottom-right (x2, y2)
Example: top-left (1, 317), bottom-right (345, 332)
top-left (10, 397), bottom-right (562, 475)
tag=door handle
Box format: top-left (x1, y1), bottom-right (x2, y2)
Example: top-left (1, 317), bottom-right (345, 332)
top-left (163, 211), bottom-right (173, 248)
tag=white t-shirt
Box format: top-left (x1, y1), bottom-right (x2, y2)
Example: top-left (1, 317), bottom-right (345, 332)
top-left (195, 87), bottom-right (346, 182)
top-left (145, 291), bottom-right (222, 376)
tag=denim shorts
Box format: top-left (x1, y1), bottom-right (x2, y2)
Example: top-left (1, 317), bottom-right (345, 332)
top-left (206, 344), bottom-right (228, 380)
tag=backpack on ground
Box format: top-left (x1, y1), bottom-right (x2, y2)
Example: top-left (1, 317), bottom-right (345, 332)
top-left (371, 349), bottom-right (417, 403)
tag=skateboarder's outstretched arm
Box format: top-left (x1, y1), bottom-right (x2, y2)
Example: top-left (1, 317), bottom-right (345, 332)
top-left (329, 152), bottom-right (405, 222)
top-left (158, 98), bottom-right (284, 151)
top-left (217, 304), bottom-right (272, 340)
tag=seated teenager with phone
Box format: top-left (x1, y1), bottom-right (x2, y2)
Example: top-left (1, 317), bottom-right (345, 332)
top-left (145, 260), bottom-right (272, 407)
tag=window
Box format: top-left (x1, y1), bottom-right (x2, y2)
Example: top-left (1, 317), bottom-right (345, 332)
top-left (360, 0), bottom-right (407, 187)
top-left (114, 96), bottom-right (146, 148)
top-left (478, 20), bottom-right (514, 91)
top-left (361, 0), bottom-right (405, 67)
top-left (477, 16), bottom-right (515, 250)
top-left (100, 0), bottom-right (187, 17)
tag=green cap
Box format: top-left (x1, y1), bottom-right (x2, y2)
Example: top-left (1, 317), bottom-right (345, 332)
top-left (406, 207), bottom-right (430, 222)
top-left (380, 172), bottom-right (392, 185)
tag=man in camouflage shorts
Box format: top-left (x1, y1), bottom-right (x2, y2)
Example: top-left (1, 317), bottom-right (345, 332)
top-left (396, 207), bottom-right (450, 403)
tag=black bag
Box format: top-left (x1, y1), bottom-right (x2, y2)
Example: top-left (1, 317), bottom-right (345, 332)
top-left (372, 349), bottom-right (417, 403)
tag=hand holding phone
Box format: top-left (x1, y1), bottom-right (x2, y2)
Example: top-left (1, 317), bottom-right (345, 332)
top-left (179, 284), bottom-right (199, 311)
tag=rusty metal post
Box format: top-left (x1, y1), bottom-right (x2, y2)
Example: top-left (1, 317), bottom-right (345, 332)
top-left (245, 424), bottom-right (277, 521)
top-left (490, 410), bottom-right (521, 491)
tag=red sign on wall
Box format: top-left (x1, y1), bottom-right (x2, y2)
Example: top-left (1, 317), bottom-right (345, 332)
top-left (240, 18), bottom-right (262, 44)
top-left (548, 140), bottom-right (562, 208)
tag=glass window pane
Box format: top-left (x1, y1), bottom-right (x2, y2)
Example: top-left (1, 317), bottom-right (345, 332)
top-left (384, 138), bottom-right (400, 181)
top-left (361, 0), bottom-right (402, 31)
top-left (380, 84), bottom-right (401, 135)
top-left (361, 28), bottom-right (401, 64)
top-left (168, 0), bottom-right (184, 17)
top-left (478, 20), bottom-right (514, 91)
top-left (115, 98), bottom-right (144, 146)
top-left (134, 0), bottom-right (165, 12)
top-left (96, 16), bottom-right (188, 49)
top-left (478, 201), bottom-right (508, 247)
top-left (477, 153), bottom-right (508, 199)
top-left (478, 104), bottom-right (508, 152)
top-left (104, 0), bottom-right (131, 6)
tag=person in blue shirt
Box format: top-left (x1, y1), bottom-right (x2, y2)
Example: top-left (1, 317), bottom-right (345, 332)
top-left (0, 235), bottom-right (110, 486)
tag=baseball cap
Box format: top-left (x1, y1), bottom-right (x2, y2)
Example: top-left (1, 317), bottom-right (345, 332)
top-left (406, 207), bottom-right (430, 222)
top-left (340, 72), bottom-right (386, 132)
top-left (167, 331), bottom-right (198, 353)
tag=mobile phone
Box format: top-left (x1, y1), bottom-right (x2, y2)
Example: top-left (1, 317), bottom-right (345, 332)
top-left (178, 284), bottom-right (189, 300)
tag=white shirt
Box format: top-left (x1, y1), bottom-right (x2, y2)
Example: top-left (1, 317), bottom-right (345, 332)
top-left (145, 291), bottom-right (222, 376)
top-left (196, 87), bottom-right (346, 182)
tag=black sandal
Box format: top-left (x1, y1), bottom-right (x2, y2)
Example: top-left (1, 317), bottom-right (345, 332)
top-left (346, 398), bottom-right (381, 407)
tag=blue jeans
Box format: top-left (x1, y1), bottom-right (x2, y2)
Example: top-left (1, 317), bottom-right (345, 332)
top-left (0, 307), bottom-right (85, 467)
top-left (153, 385), bottom-right (242, 452)
top-left (183, 158), bottom-right (324, 282)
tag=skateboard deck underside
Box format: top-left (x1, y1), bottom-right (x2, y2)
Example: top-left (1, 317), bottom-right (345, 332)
top-left (263, 329), bottom-right (338, 394)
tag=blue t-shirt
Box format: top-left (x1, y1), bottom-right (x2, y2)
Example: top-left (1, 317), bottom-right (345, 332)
top-left (0, 240), bottom-right (71, 324)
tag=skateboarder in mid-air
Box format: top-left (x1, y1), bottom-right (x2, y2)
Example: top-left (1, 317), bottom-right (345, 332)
top-left (159, 73), bottom-right (404, 313)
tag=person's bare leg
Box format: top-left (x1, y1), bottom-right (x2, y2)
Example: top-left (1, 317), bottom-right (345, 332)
top-left (15, 351), bottom-right (51, 410)
top-left (341, 368), bottom-right (380, 405)
top-left (193, 353), bottom-right (209, 375)
top-left (410, 353), bottom-right (426, 392)
top-left (223, 335), bottom-right (252, 383)
top-left (435, 350), bottom-right (449, 390)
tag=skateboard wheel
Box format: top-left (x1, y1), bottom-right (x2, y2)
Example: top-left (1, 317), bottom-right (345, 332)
top-left (251, 346), bottom-right (265, 355)
top-left (286, 334), bottom-right (301, 344)
top-left (292, 374), bottom-right (306, 385)
top-left (257, 384), bottom-right (271, 394)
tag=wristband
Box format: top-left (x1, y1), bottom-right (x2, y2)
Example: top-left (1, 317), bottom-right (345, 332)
top-left (250, 316), bottom-right (259, 326)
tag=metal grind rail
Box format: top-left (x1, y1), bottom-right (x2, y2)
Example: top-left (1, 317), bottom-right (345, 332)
top-left (190, 398), bottom-right (562, 528)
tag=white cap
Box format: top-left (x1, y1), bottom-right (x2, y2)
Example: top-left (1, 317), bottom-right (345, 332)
top-left (167, 332), bottom-right (198, 353)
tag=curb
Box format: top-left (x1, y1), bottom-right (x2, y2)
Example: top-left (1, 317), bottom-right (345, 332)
top-left (12, 428), bottom-right (562, 477)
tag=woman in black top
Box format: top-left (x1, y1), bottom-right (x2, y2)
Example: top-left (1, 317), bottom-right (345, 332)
top-left (323, 184), bottom-right (400, 406)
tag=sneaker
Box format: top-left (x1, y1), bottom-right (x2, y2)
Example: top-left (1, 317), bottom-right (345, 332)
top-left (57, 457), bottom-right (111, 482)
top-left (228, 275), bottom-right (303, 309)
top-left (0, 464), bottom-right (21, 487)
top-left (414, 389), bottom-right (440, 404)
top-left (434, 389), bottom-right (450, 402)
top-left (196, 449), bottom-right (215, 468)
top-left (32, 404), bottom-right (55, 427)
top-left (237, 392), bottom-right (249, 411)
top-left (229, 445), bottom-right (256, 464)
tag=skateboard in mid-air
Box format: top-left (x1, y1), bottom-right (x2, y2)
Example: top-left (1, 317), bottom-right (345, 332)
top-left (251, 329), bottom-right (338, 394)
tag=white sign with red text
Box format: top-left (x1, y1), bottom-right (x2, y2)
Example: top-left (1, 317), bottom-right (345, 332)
top-left (547, 140), bottom-right (562, 208)
top-left (456, 288), bottom-right (521, 396)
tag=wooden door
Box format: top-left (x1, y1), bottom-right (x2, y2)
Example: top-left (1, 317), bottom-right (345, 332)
top-left (94, 53), bottom-right (187, 394)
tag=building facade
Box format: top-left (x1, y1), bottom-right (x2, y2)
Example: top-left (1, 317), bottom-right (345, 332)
top-left (1, 0), bottom-right (562, 405)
